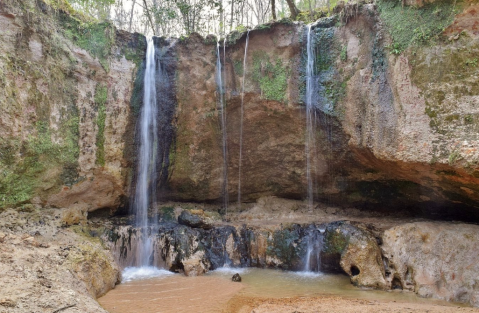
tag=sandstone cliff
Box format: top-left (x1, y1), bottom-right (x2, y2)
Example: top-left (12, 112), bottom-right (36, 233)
top-left (0, 0), bottom-right (144, 212)
top-left (2, 0), bottom-right (479, 220)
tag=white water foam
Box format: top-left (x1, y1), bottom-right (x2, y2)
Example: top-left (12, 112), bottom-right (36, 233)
top-left (213, 266), bottom-right (249, 275)
top-left (292, 270), bottom-right (323, 279)
top-left (122, 266), bottom-right (174, 282)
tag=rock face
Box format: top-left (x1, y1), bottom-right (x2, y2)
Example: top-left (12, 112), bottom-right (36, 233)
top-left (322, 221), bottom-right (387, 289)
top-left (381, 222), bottom-right (479, 307)
top-left (178, 210), bottom-right (214, 229)
top-left (163, 2), bottom-right (479, 219)
top-left (1, 0), bottom-right (479, 219)
top-left (0, 0), bottom-right (143, 212)
top-left (0, 208), bottom-right (120, 312)
top-left (104, 218), bottom-right (383, 285)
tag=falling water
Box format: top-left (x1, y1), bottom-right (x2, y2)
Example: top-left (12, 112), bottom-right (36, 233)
top-left (216, 42), bottom-right (229, 211)
top-left (238, 30), bottom-right (250, 208)
top-left (133, 36), bottom-right (158, 267)
top-left (303, 227), bottom-right (323, 272)
top-left (305, 25), bottom-right (316, 210)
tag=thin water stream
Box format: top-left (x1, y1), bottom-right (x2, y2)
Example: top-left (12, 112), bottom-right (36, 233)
top-left (216, 42), bottom-right (229, 211)
top-left (237, 30), bottom-right (250, 208)
top-left (305, 24), bottom-right (316, 210)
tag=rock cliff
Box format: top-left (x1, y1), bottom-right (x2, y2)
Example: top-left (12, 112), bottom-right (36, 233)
top-left (0, 0), bottom-right (144, 212)
top-left (1, 0), bottom-right (479, 220)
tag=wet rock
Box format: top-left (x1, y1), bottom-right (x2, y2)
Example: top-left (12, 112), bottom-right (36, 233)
top-left (232, 273), bottom-right (242, 282)
top-left (381, 222), bottom-right (479, 306)
top-left (178, 210), bottom-right (213, 229)
top-left (322, 221), bottom-right (387, 289)
top-left (182, 250), bottom-right (210, 276)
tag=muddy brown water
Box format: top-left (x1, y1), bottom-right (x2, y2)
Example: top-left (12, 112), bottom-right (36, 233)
top-left (98, 268), bottom-right (466, 313)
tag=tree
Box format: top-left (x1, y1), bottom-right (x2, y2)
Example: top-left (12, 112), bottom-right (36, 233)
top-left (285, 0), bottom-right (299, 19)
top-left (271, 0), bottom-right (276, 20)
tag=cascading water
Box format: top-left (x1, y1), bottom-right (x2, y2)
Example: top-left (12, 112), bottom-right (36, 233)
top-left (216, 42), bottom-right (229, 212)
top-left (133, 36), bottom-right (158, 268)
top-left (305, 25), bottom-right (317, 210)
top-left (238, 30), bottom-right (250, 208)
top-left (303, 226), bottom-right (324, 273)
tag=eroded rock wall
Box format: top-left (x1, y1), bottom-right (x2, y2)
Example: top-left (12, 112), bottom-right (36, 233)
top-left (382, 222), bottom-right (479, 306)
top-left (2, 0), bottom-right (479, 219)
top-left (165, 1), bottom-right (479, 219)
top-left (0, 0), bottom-right (144, 212)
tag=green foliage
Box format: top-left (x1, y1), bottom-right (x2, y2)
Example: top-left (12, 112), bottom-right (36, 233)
top-left (226, 29), bottom-right (247, 45)
top-left (66, 0), bottom-right (114, 20)
top-left (235, 24), bottom-right (248, 33)
top-left (252, 51), bottom-right (289, 102)
top-left (378, 0), bottom-right (459, 54)
top-left (296, 8), bottom-right (327, 23)
top-left (61, 15), bottom-right (114, 71)
top-left (95, 84), bottom-right (107, 166)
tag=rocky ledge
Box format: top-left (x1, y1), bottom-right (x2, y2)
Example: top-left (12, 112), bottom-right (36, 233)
top-left (98, 201), bottom-right (479, 307)
top-left (0, 208), bottom-right (120, 313)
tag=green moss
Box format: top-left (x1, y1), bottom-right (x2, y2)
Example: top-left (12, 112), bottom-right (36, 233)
top-left (130, 64), bottom-right (145, 116)
top-left (159, 206), bottom-right (176, 221)
top-left (121, 36), bottom-right (147, 67)
top-left (233, 60), bottom-right (244, 76)
top-left (324, 229), bottom-right (349, 254)
top-left (340, 45), bottom-right (347, 62)
top-left (95, 84), bottom-right (107, 166)
top-left (378, 0), bottom-right (461, 54)
top-left (266, 226), bottom-right (300, 267)
top-left (0, 115), bottom-right (79, 207)
top-left (302, 25), bottom-right (345, 114)
top-left (252, 51), bottom-right (290, 102)
top-left (61, 14), bottom-right (114, 72)
top-left (226, 30), bottom-right (247, 45)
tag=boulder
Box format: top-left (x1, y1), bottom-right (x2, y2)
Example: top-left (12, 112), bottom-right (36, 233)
top-left (178, 210), bottom-right (213, 229)
top-left (381, 222), bottom-right (479, 306)
top-left (182, 250), bottom-right (210, 276)
top-left (322, 221), bottom-right (387, 289)
top-left (232, 273), bottom-right (242, 282)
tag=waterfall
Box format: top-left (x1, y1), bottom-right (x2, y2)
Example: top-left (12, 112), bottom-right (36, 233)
top-left (216, 42), bottom-right (229, 212)
top-left (238, 30), bottom-right (250, 208)
top-left (303, 226), bottom-right (323, 272)
top-left (305, 25), bottom-right (316, 210)
top-left (133, 36), bottom-right (158, 267)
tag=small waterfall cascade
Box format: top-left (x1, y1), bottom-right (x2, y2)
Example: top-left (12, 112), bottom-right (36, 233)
top-left (305, 25), bottom-right (317, 210)
top-left (303, 226), bottom-right (324, 272)
top-left (216, 42), bottom-right (229, 212)
top-left (133, 36), bottom-right (159, 268)
top-left (238, 30), bottom-right (250, 208)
